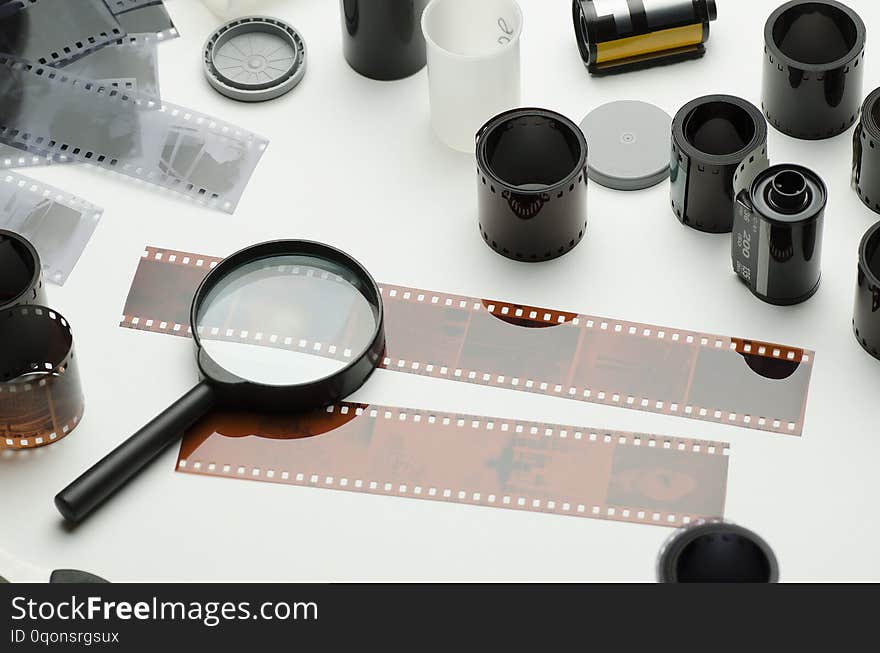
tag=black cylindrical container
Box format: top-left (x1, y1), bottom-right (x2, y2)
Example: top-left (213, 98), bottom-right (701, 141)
top-left (853, 221), bottom-right (880, 361)
top-left (340, 0), bottom-right (429, 80)
top-left (853, 88), bottom-right (880, 214)
top-left (572, 0), bottom-right (717, 76)
top-left (0, 229), bottom-right (45, 311)
top-left (658, 522), bottom-right (779, 583)
top-left (762, 0), bottom-right (865, 140)
top-left (671, 95), bottom-right (768, 234)
top-left (732, 164), bottom-right (826, 305)
top-left (476, 108), bottom-right (588, 262)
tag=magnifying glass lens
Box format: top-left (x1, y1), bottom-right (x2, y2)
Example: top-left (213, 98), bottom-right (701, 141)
top-left (196, 254), bottom-right (379, 386)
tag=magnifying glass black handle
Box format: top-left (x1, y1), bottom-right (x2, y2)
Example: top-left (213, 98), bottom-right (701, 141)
top-left (55, 383), bottom-right (216, 523)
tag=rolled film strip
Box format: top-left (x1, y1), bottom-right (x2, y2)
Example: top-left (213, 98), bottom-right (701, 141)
top-left (762, 0), bottom-right (866, 141)
top-left (0, 0), bottom-right (124, 66)
top-left (853, 88), bottom-right (880, 215)
top-left (0, 56), bottom-right (269, 213)
top-left (0, 170), bottom-right (103, 285)
top-left (0, 305), bottom-right (84, 451)
top-left (671, 95), bottom-right (769, 234)
top-left (64, 33), bottom-right (161, 99)
top-left (104, 0), bottom-right (178, 41)
top-left (178, 402), bottom-right (730, 529)
top-left (0, 229), bottom-right (45, 310)
top-left (572, 0), bottom-right (717, 76)
top-left (122, 246), bottom-right (815, 436)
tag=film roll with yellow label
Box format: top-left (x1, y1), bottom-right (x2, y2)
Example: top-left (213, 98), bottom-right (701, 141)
top-left (572, 0), bottom-right (717, 76)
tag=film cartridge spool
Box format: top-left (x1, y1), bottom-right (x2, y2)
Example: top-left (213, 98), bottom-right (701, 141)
top-left (852, 88), bottom-right (880, 215)
top-left (0, 229), bottom-right (45, 310)
top-left (762, 0), bottom-right (865, 140)
top-left (476, 108), bottom-right (588, 262)
top-left (340, 0), bottom-right (429, 81)
top-left (732, 164), bottom-right (826, 306)
top-left (658, 522), bottom-right (779, 583)
top-left (203, 16), bottom-right (307, 102)
top-left (572, 0), bottom-right (717, 76)
top-left (853, 221), bottom-right (880, 361)
top-left (671, 95), bottom-right (769, 234)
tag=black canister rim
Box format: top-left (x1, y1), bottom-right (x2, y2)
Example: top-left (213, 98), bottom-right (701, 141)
top-left (673, 94), bottom-right (767, 167)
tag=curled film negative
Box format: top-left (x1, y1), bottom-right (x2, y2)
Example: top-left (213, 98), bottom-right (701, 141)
top-left (671, 95), bottom-right (769, 234)
top-left (0, 56), bottom-right (269, 213)
top-left (0, 305), bottom-right (83, 450)
top-left (121, 246), bottom-right (815, 436)
top-left (572, 0), bottom-right (717, 76)
top-left (853, 220), bottom-right (880, 362)
top-left (104, 0), bottom-right (178, 41)
top-left (178, 402), bottom-right (729, 529)
top-left (0, 171), bottom-right (103, 285)
top-left (64, 33), bottom-right (161, 99)
top-left (732, 164), bottom-right (826, 306)
top-left (762, 0), bottom-right (865, 140)
top-left (852, 88), bottom-right (880, 215)
top-left (0, 0), bottom-right (124, 66)
top-left (0, 228), bottom-right (45, 310)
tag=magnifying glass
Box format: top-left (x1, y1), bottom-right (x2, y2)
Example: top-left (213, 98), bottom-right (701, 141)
top-left (56, 240), bottom-right (385, 523)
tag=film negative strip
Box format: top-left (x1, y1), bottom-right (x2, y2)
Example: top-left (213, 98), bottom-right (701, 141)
top-left (0, 305), bottom-right (84, 451)
top-left (178, 402), bottom-right (729, 528)
top-left (0, 170), bottom-right (103, 285)
top-left (0, 0), bottom-right (125, 66)
top-left (104, 0), bottom-right (178, 41)
top-left (63, 33), bottom-right (161, 99)
top-left (0, 56), bottom-right (269, 213)
top-left (122, 246), bottom-right (815, 436)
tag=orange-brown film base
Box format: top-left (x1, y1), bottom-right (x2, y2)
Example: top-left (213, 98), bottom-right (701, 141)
top-left (178, 402), bottom-right (730, 528)
top-left (122, 246), bottom-right (815, 436)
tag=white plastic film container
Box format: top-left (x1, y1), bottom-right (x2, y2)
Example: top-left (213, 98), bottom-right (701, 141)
top-left (421, 0), bottom-right (523, 152)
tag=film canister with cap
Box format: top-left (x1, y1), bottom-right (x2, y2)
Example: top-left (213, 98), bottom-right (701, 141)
top-left (340, 0), bottom-right (429, 80)
top-left (476, 108), bottom-right (588, 262)
top-left (732, 164), bottom-right (826, 306)
top-left (658, 522), bottom-right (779, 583)
top-left (0, 229), bottom-right (46, 311)
top-left (853, 88), bottom-right (880, 214)
top-left (671, 95), bottom-right (768, 234)
top-left (762, 0), bottom-right (866, 140)
top-left (572, 0), bottom-right (717, 76)
top-left (853, 221), bottom-right (880, 361)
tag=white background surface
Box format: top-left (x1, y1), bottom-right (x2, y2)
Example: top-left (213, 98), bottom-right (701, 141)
top-left (2, 0), bottom-right (879, 582)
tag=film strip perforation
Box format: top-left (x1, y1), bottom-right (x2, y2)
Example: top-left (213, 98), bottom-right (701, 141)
top-left (2, 172), bottom-right (103, 224)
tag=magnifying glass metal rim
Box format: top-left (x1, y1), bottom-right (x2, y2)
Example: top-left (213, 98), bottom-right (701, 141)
top-left (55, 239), bottom-right (385, 524)
top-left (190, 239), bottom-right (386, 405)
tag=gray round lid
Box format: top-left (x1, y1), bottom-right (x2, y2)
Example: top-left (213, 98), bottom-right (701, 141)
top-left (204, 16), bottom-right (306, 102)
top-left (580, 100), bottom-right (672, 191)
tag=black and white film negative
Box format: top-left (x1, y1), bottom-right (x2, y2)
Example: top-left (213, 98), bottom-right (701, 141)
top-left (0, 56), bottom-right (269, 213)
top-left (64, 33), bottom-right (161, 99)
top-left (0, 0), bottom-right (125, 66)
top-left (104, 0), bottom-right (178, 41)
top-left (0, 170), bottom-right (103, 284)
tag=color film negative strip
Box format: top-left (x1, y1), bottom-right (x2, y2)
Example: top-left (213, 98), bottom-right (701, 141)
top-left (0, 170), bottom-right (103, 285)
top-left (0, 56), bottom-right (269, 213)
top-left (178, 402), bottom-right (729, 528)
top-left (122, 246), bottom-right (815, 436)
top-left (0, 0), bottom-right (125, 66)
top-left (0, 305), bottom-right (84, 450)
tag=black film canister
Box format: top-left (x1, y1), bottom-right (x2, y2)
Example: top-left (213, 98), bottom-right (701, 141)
top-left (853, 221), bottom-right (880, 361)
top-left (732, 164), bottom-right (826, 306)
top-left (762, 0), bottom-right (866, 140)
top-left (671, 95), bottom-right (768, 234)
top-left (853, 88), bottom-right (880, 214)
top-left (476, 108), bottom-right (588, 262)
top-left (572, 0), bottom-right (717, 76)
top-left (0, 229), bottom-right (45, 311)
top-left (340, 0), bottom-right (429, 81)
top-left (658, 522), bottom-right (779, 583)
